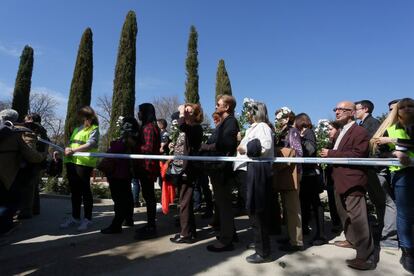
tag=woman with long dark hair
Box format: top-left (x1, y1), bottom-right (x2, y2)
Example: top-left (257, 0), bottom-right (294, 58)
top-left (134, 103), bottom-right (161, 240)
top-left (296, 113), bottom-right (327, 245)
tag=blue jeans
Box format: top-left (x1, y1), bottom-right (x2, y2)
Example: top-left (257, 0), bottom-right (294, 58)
top-left (392, 168), bottom-right (414, 248)
top-left (131, 178), bottom-right (140, 205)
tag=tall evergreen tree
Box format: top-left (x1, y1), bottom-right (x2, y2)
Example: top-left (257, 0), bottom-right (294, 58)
top-left (11, 45), bottom-right (34, 122)
top-left (107, 10), bottom-right (137, 141)
top-left (215, 59), bottom-right (232, 101)
top-left (64, 28), bottom-right (93, 144)
top-left (184, 25), bottom-right (199, 104)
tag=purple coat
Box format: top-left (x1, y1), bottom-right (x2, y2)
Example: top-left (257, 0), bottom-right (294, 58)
top-left (106, 139), bottom-right (133, 180)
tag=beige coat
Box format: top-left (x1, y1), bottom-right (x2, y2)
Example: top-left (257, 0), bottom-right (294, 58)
top-left (0, 130), bottom-right (46, 190)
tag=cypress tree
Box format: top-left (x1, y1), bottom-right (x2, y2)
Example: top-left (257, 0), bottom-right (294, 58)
top-left (107, 10), bottom-right (137, 141)
top-left (215, 59), bottom-right (232, 101)
top-left (11, 45), bottom-right (34, 122)
top-left (184, 25), bottom-right (199, 104)
top-left (64, 28), bottom-right (93, 144)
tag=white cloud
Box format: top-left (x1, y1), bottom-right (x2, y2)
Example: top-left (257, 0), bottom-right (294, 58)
top-left (0, 42), bottom-right (44, 58)
top-left (0, 43), bottom-right (20, 58)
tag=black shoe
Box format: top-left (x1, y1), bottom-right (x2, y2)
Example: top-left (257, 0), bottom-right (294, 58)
top-left (123, 219), bottom-right (134, 227)
top-left (101, 226), bottom-right (122, 234)
top-left (17, 213), bottom-right (33, 220)
top-left (134, 225), bottom-right (157, 240)
top-left (201, 211), bottom-right (213, 219)
top-left (216, 232), bottom-right (239, 243)
top-left (278, 244), bottom-right (304, 252)
top-left (246, 242), bottom-right (255, 250)
top-left (170, 233), bottom-right (195, 244)
top-left (246, 253), bottom-right (272, 264)
top-left (401, 248), bottom-right (414, 274)
top-left (311, 236), bottom-right (328, 246)
top-left (276, 237), bottom-right (290, 244)
top-left (206, 243), bottom-right (234, 252)
top-left (303, 225), bottom-right (312, 235)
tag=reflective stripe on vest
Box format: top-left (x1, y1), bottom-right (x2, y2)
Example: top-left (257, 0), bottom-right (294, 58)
top-left (387, 124), bottom-right (414, 172)
top-left (65, 125), bottom-right (99, 167)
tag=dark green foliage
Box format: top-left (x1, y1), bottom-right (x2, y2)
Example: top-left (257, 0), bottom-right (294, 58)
top-left (376, 113), bottom-right (388, 124)
top-left (64, 28), bottom-right (93, 144)
top-left (107, 10), bottom-right (138, 141)
top-left (11, 45), bottom-right (34, 122)
top-left (184, 25), bottom-right (199, 104)
top-left (215, 59), bottom-right (232, 101)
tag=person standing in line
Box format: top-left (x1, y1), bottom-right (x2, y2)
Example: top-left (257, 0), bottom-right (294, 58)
top-left (354, 100), bottom-right (387, 244)
top-left (61, 106), bottom-right (99, 231)
top-left (0, 109), bottom-right (46, 234)
top-left (99, 117), bottom-right (139, 234)
top-left (203, 94), bottom-right (239, 252)
top-left (324, 121), bottom-right (342, 233)
top-left (235, 101), bottom-right (274, 263)
top-left (134, 103), bottom-right (161, 240)
top-left (274, 107), bottom-right (304, 252)
top-left (372, 97), bottom-right (414, 274)
top-left (169, 103), bottom-right (203, 243)
top-left (320, 101), bottom-right (375, 271)
top-left (17, 113), bottom-right (48, 218)
top-left (296, 113), bottom-right (327, 246)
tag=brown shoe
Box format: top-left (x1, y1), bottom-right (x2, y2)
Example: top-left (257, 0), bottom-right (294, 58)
top-left (346, 258), bottom-right (376, 270)
top-left (334, 240), bottom-right (353, 248)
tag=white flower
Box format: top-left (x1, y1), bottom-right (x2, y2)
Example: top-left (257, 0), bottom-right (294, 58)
top-left (115, 116), bottom-right (125, 127)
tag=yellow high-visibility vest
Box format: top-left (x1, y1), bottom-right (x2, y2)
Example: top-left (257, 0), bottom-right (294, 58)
top-left (64, 125), bottom-right (99, 167)
top-left (387, 124), bottom-right (414, 172)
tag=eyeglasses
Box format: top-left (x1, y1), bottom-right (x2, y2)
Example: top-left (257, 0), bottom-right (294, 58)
top-left (333, 107), bottom-right (352, 112)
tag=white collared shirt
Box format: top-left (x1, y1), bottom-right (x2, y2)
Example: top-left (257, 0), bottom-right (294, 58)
top-left (333, 121), bottom-right (356, 150)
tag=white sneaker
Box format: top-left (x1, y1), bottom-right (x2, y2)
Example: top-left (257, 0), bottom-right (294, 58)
top-left (77, 218), bottom-right (92, 231)
top-left (60, 217), bottom-right (80, 229)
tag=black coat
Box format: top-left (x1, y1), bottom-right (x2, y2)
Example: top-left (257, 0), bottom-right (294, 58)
top-left (245, 139), bottom-right (273, 214)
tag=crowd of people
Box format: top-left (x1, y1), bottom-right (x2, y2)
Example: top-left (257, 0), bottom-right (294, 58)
top-left (0, 95), bottom-right (412, 273)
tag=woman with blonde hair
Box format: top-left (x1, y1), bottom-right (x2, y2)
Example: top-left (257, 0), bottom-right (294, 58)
top-left (372, 98), bottom-right (414, 274)
top-left (62, 106), bottom-right (99, 231)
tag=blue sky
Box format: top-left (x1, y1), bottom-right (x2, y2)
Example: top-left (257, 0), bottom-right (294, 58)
top-left (0, 0), bottom-right (413, 125)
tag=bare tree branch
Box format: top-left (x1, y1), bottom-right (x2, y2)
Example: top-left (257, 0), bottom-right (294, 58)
top-left (96, 94), bottom-right (112, 131)
top-left (152, 95), bottom-right (180, 122)
top-left (29, 92), bottom-right (58, 127)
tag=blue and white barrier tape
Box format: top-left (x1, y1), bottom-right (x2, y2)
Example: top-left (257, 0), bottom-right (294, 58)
top-left (39, 138), bottom-right (413, 167)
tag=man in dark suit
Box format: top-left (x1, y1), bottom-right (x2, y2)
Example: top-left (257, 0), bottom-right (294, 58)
top-left (355, 100), bottom-right (390, 245)
top-left (354, 100), bottom-right (380, 138)
top-left (321, 101), bottom-right (375, 270)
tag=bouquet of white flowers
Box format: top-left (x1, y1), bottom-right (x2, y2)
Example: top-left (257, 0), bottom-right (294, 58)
top-left (314, 119), bottom-right (330, 153)
top-left (238, 97), bottom-right (257, 138)
top-left (274, 106), bottom-right (292, 142)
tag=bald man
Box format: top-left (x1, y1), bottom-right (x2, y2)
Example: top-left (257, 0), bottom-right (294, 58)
top-left (320, 101), bottom-right (375, 270)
